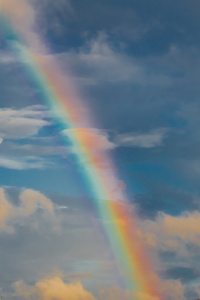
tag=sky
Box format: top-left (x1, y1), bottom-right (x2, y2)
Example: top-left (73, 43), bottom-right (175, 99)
top-left (0, 0), bottom-right (200, 299)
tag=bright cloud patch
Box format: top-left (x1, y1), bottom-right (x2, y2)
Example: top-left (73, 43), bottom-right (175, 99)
top-left (0, 106), bottom-right (54, 169)
top-left (14, 277), bottom-right (187, 300)
top-left (63, 127), bottom-right (115, 151)
top-left (115, 128), bottom-right (168, 148)
top-left (15, 276), bottom-right (96, 300)
top-left (0, 188), bottom-right (54, 233)
top-left (0, 105), bottom-right (50, 141)
top-left (141, 210), bottom-right (200, 256)
top-left (62, 127), bottom-right (115, 151)
top-left (0, 156), bottom-right (51, 170)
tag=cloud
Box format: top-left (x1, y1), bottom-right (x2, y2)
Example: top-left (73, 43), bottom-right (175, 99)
top-left (14, 276), bottom-right (186, 300)
top-left (63, 127), bottom-right (167, 153)
top-left (98, 286), bottom-right (160, 300)
top-left (62, 128), bottom-right (115, 152)
top-left (0, 156), bottom-right (51, 170)
top-left (140, 210), bottom-right (200, 256)
top-left (0, 188), bottom-right (54, 233)
top-left (161, 280), bottom-right (186, 300)
top-left (98, 286), bottom-right (131, 300)
top-left (0, 106), bottom-right (55, 169)
top-left (56, 32), bottom-right (173, 86)
top-left (0, 140), bottom-right (61, 157)
top-left (115, 128), bottom-right (168, 148)
top-left (0, 106), bottom-right (50, 140)
top-left (15, 276), bottom-right (96, 300)
top-left (19, 189), bottom-right (53, 215)
top-left (0, 189), bottom-right (13, 231)
top-left (98, 281), bottom-right (186, 300)
top-left (132, 292), bottom-right (160, 300)
top-left (33, 0), bottom-right (74, 37)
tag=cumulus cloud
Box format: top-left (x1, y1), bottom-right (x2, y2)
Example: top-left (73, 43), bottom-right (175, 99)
top-left (0, 188), bottom-right (54, 233)
top-left (115, 128), bottom-right (168, 148)
top-left (19, 189), bottom-right (53, 215)
top-left (140, 210), bottom-right (200, 256)
top-left (15, 276), bottom-right (96, 300)
top-left (161, 280), bottom-right (186, 300)
top-left (14, 277), bottom-right (187, 300)
top-left (0, 106), bottom-right (50, 140)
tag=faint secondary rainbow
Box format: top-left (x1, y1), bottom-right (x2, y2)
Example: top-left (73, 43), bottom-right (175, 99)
top-left (1, 13), bottom-right (162, 299)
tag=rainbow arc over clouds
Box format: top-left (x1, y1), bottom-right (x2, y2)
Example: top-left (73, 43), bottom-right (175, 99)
top-left (1, 13), bottom-right (163, 299)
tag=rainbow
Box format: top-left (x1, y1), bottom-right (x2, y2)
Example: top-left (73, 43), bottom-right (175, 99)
top-left (1, 13), bottom-right (162, 299)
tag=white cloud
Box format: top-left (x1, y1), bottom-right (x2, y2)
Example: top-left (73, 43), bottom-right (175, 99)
top-left (0, 156), bottom-right (50, 170)
top-left (0, 106), bottom-right (56, 169)
top-left (0, 106), bottom-right (50, 140)
top-left (0, 140), bottom-right (62, 157)
top-left (115, 128), bottom-right (168, 148)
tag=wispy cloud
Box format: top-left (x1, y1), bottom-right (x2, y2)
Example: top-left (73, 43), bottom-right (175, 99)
top-left (0, 105), bottom-right (55, 169)
top-left (0, 156), bottom-right (51, 170)
top-left (115, 128), bottom-right (168, 148)
top-left (0, 140), bottom-right (62, 157)
top-left (62, 128), bottom-right (116, 152)
top-left (56, 32), bottom-right (174, 86)
top-left (63, 127), bottom-right (167, 153)
top-left (0, 105), bottom-right (50, 141)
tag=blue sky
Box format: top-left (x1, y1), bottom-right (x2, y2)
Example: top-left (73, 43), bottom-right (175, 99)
top-left (0, 0), bottom-right (200, 299)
